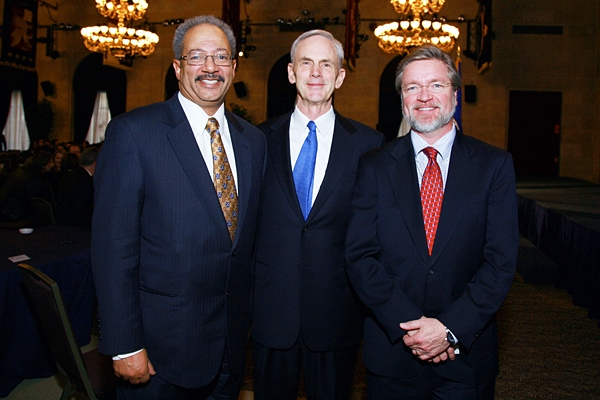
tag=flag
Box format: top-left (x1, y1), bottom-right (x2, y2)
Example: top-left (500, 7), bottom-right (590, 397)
top-left (453, 47), bottom-right (462, 131)
top-left (344, 0), bottom-right (358, 71)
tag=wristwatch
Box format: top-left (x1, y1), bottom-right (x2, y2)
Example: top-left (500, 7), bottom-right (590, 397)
top-left (445, 327), bottom-right (458, 345)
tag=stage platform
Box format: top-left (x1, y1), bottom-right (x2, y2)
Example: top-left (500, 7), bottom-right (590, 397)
top-left (516, 177), bottom-right (600, 325)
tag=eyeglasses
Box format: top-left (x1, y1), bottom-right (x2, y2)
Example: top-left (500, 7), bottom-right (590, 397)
top-left (180, 51), bottom-right (233, 66)
top-left (401, 82), bottom-right (453, 95)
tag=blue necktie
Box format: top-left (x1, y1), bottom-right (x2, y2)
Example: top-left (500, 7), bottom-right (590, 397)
top-left (293, 121), bottom-right (318, 220)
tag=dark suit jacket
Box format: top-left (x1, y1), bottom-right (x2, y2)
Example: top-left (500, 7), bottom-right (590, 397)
top-left (91, 94), bottom-right (266, 388)
top-left (345, 132), bottom-right (519, 384)
top-left (251, 111), bottom-right (385, 352)
top-left (56, 166), bottom-right (94, 228)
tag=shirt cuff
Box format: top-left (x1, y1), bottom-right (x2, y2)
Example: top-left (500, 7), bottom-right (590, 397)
top-left (112, 348), bottom-right (144, 361)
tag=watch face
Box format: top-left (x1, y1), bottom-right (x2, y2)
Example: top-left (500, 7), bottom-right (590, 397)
top-left (446, 329), bottom-right (458, 345)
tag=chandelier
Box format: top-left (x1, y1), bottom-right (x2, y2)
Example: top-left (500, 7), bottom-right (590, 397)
top-left (95, 0), bottom-right (148, 21)
top-left (374, 0), bottom-right (459, 55)
top-left (81, 0), bottom-right (158, 60)
top-left (390, 0), bottom-right (445, 15)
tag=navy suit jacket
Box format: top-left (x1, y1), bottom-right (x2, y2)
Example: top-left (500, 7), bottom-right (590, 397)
top-left (251, 111), bottom-right (384, 352)
top-left (345, 132), bottom-right (518, 384)
top-left (91, 94), bottom-right (266, 388)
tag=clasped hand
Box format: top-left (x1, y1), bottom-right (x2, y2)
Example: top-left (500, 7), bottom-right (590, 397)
top-left (400, 316), bottom-right (456, 363)
top-left (113, 349), bottom-right (156, 384)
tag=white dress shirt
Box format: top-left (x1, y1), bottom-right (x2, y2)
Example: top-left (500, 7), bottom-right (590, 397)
top-left (178, 92), bottom-right (239, 189)
top-left (411, 126), bottom-right (456, 191)
top-left (289, 106), bottom-right (335, 206)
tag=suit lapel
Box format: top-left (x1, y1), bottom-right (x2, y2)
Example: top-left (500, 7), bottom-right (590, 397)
top-left (267, 114), bottom-right (306, 222)
top-left (386, 137), bottom-right (431, 262)
top-left (429, 132), bottom-right (477, 263)
top-left (307, 113), bottom-right (354, 221)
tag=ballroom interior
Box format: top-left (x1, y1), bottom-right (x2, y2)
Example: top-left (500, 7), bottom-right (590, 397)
top-left (1, 0), bottom-right (599, 183)
top-left (1, 0), bottom-right (600, 399)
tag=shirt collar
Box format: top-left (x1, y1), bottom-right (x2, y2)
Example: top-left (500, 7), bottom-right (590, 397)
top-left (410, 125), bottom-right (456, 160)
top-left (178, 92), bottom-right (226, 134)
top-left (291, 105), bottom-right (336, 138)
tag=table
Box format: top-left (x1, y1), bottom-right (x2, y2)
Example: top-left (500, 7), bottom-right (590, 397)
top-left (0, 225), bottom-right (95, 397)
top-left (517, 178), bottom-right (600, 326)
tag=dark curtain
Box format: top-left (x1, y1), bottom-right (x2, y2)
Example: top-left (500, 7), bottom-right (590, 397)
top-left (72, 53), bottom-right (126, 144)
top-left (266, 54), bottom-right (296, 121)
top-left (377, 55), bottom-right (404, 142)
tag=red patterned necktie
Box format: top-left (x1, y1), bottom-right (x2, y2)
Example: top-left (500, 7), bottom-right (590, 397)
top-left (206, 117), bottom-right (238, 242)
top-left (420, 147), bottom-right (443, 256)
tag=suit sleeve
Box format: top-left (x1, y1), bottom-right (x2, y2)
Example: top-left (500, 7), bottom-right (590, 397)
top-left (91, 116), bottom-right (146, 355)
top-left (345, 154), bottom-right (423, 344)
top-left (437, 152), bottom-right (519, 349)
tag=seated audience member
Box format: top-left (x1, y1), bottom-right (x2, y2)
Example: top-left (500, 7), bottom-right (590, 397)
top-left (56, 147), bottom-right (99, 228)
top-left (68, 143), bottom-right (83, 159)
top-left (43, 149), bottom-right (67, 194)
top-left (60, 152), bottom-right (80, 174)
top-left (0, 151), bottom-right (54, 222)
top-left (53, 150), bottom-right (67, 171)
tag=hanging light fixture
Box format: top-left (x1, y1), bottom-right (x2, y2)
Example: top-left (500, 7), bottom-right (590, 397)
top-left (390, 0), bottom-right (445, 15)
top-left (81, 0), bottom-right (158, 60)
top-left (94, 0), bottom-right (148, 21)
top-left (374, 0), bottom-right (459, 55)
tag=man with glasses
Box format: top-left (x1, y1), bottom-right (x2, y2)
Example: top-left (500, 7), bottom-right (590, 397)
top-left (345, 45), bottom-right (518, 399)
top-left (92, 15), bottom-right (266, 399)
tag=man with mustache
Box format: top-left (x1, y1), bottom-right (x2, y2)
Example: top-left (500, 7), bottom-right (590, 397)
top-left (345, 45), bottom-right (518, 399)
top-left (91, 15), bottom-right (266, 399)
top-left (250, 30), bottom-right (384, 399)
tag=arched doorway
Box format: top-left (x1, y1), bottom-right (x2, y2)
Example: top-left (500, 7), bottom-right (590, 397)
top-left (378, 55), bottom-right (404, 142)
top-left (73, 53), bottom-right (126, 143)
top-left (266, 53), bottom-right (296, 122)
top-left (165, 64), bottom-right (178, 101)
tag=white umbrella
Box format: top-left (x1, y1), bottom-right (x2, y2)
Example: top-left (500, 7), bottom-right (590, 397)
top-left (85, 91), bottom-right (111, 144)
top-left (2, 90), bottom-right (31, 150)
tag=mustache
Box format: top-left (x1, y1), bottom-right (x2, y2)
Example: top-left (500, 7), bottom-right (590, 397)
top-left (195, 74), bottom-right (226, 83)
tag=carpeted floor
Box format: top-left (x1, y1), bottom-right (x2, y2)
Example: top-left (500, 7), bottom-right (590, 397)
top-left (7, 240), bottom-right (600, 399)
top-left (242, 238), bottom-right (600, 400)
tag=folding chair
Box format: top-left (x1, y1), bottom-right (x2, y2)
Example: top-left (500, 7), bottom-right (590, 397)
top-left (18, 263), bottom-right (116, 400)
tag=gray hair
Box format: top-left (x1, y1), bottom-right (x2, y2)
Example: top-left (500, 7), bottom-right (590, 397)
top-left (395, 45), bottom-right (461, 94)
top-left (290, 29), bottom-right (344, 70)
top-left (80, 147), bottom-right (99, 167)
top-left (172, 15), bottom-right (236, 60)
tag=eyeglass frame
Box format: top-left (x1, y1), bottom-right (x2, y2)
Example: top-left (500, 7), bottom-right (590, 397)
top-left (401, 82), bottom-right (454, 95)
top-left (179, 50), bottom-right (234, 66)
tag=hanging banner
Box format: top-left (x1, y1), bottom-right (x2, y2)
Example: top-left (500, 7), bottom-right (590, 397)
top-left (1, 0), bottom-right (37, 69)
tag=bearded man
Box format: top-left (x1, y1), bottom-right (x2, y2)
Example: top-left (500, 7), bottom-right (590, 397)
top-left (345, 45), bottom-right (519, 399)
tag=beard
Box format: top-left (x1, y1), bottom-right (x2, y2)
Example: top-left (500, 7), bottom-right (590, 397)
top-left (403, 98), bottom-right (456, 134)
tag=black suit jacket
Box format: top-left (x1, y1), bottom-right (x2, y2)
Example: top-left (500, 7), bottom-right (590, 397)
top-left (251, 111), bottom-right (384, 352)
top-left (345, 132), bottom-right (519, 384)
top-left (91, 94), bottom-right (266, 388)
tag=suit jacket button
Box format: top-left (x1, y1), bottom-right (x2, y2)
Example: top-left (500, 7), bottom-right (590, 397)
top-left (303, 228), bottom-right (309, 233)
top-left (232, 251), bottom-right (237, 256)
top-left (226, 291), bottom-right (231, 297)
top-left (427, 269), bottom-right (434, 275)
